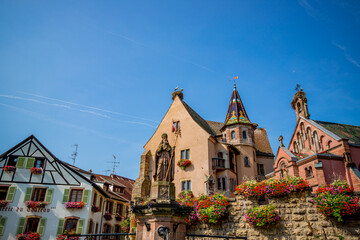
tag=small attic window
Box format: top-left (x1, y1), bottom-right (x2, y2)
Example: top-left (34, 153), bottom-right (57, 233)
top-left (172, 121), bottom-right (180, 132)
top-left (242, 131), bottom-right (247, 139)
top-left (113, 186), bottom-right (124, 193)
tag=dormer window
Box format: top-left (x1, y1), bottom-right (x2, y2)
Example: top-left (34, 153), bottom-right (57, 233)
top-left (103, 184), bottom-right (109, 192)
top-left (113, 186), bottom-right (124, 193)
top-left (231, 131), bottom-right (236, 140)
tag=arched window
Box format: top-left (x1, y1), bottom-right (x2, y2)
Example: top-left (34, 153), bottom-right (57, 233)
top-left (242, 131), bottom-right (247, 140)
top-left (327, 140), bottom-right (332, 149)
top-left (313, 131), bottom-right (320, 152)
top-left (293, 141), bottom-right (298, 153)
top-left (319, 136), bottom-right (324, 151)
top-left (244, 157), bottom-right (250, 167)
top-left (231, 131), bottom-right (236, 140)
top-left (297, 102), bottom-right (302, 113)
top-left (297, 132), bottom-right (303, 150)
top-left (306, 127), bottom-right (312, 149)
top-left (300, 122), bottom-right (306, 140)
top-left (279, 162), bottom-right (287, 178)
top-left (308, 166), bottom-right (313, 177)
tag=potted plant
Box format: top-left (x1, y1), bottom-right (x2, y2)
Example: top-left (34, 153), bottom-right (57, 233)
top-left (245, 204), bottom-right (280, 228)
top-left (56, 230), bottom-right (79, 240)
top-left (3, 165), bottom-right (16, 172)
top-left (16, 232), bottom-right (40, 240)
top-left (30, 167), bottom-right (43, 174)
top-left (25, 201), bottom-right (48, 209)
top-left (0, 200), bottom-right (8, 208)
top-left (177, 159), bottom-right (191, 170)
top-left (91, 205), bottom-right (100, 212)
top-left (104, 212), bottom-right (112, 220)
top-left (65, 201), bottom-right (85, 209)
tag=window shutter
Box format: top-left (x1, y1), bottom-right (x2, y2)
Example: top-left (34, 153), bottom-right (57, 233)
top-left (38, 218), bottom-right (47, 236)
top-left (56, 219), bottom-right (65, 235)
top-left (111, 225), bottom-right (115, 233)
top-left (82, 189), bottom-right (90, 204)
top-left (45, 188), bottom-right (54, 204)
top-left (0, 217), bottom-right (7, 235)
top-left (16, 217), bottom-right (26, 234)
top-left (16, 157), bottom-right (26, 168)
top-left (113, 203), bottom-right (116, 215)
top-left (24, 187), bottom-right (33, 202)
top-left (6, 186), bottom-right (16, 202)
top-left (25, 157), bottom-right (35, 169)
top-left (76, 219), bottom-right (85, 234)
top-left (62, 189), bottom-right (70, 203)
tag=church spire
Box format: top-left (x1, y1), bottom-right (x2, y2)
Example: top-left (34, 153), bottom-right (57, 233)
top-left (224, 83), bottom-right (251, 125)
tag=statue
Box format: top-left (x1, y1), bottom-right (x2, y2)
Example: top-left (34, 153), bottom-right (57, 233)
top-left (153, 133), bottom-right (174, 182)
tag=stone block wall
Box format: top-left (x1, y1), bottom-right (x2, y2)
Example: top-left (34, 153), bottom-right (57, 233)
top-left (187, 191), bottom-right (360, 240)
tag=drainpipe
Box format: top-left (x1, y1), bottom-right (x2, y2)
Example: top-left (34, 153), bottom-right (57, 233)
top-left (99, 199), bottom-right (107, 237)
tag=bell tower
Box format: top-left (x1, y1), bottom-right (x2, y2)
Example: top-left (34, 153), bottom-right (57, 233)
top-left (291, 88), bottom-right (310, 122)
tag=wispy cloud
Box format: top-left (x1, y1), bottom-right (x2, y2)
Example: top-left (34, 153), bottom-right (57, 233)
top-left (332, 42), bottom-right (360, 69)
top-left (298, 0), bottom-right (318, 19)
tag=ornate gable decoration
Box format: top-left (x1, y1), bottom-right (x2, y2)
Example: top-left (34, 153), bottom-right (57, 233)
top-left (0, 135), bottom-right (82, 186)
top-left (225, 86), bottom-right (251, 125)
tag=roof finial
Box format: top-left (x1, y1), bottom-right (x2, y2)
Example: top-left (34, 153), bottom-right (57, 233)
top-left (278, 135), bottom-right (285, 147)
top-left (233, 76), bottom-right (238, 89)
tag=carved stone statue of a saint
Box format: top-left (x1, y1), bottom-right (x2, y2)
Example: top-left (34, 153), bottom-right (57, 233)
top-left (153, 133), bottom-right (174, 182)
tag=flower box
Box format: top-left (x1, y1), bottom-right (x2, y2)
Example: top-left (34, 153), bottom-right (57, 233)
top-left (25, 201), bottom-right (48, 209)
top-left (57, 231), bottom-right (79, 240)
top-left (104, 212), bottom-right (112, 221)
top-left (177, 159), bottom-right (191, 170)
top-left (16, 232), bottom-right (40, 240)
top-left (30, 167), bottom-right (43, 174)
top-left (91, 205), bottom-right (100, 212)
top-left (245, 204), bottom-right (280, 228)
top-left (65, 201), bottom-right (85, 209)
top-left (3, 165), bottom-right (16, 172)
top-left (0, 200), bottom-right (9, 208)
top-left (115, 214), bottom-right (122, 221)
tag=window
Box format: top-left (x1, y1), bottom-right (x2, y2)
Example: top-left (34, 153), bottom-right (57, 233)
top-left (242, 131), bottom-right (247, 140)
top-left (257, 164), bottom-right (265, 176)
top-left (217, 152), bottom-right (223, 159)
top-left (34, 158), bottom-right (44, 168)
top-left (105, 201), bottom-right (113, 213)
top-left (113, 186), bottom-right (124, 193)
top-left (231, 131), bottom-right (236, 140)
top-left (115, 225), bottom-right (121, 233)
top-left (64, 218), bottom-right (78, 233)
top-left (116, 204), bottom-right (123, 215)
top-left (7, 156), bottom-right (18, 166)
top-left (95, 223), bottom-right (99, 234)
top-left (0, 186), bottom-right (9, 200)
top-left (87, 220), bottom-right (93, 234)
top-left (223, 134), bottom-right (227, 142)
top-left (222, 178), bottom-right (226, 190)
top-left (32, 188), bottom-right (46, 202)
top-left (305, 166), bottom-right (313, 178)
top-left (173, 121), bottom-right (180, 132)
top-left (217, 178), bottom-right (221, 190)
top-left (99, 197), bottom-right (103, 209)
top-left (25, 218), bottom-right (40, 233)
top-left (103, 184), bottom-right (110, 191)
top-left (327, 140), bottom-right (332, 149)
top-left (103, 223), bottom-right (111, 233)
top-left (180, 149), bottom-right (190, 160)
top-left (244, 157), bottom-right (250, 167)
top-left (181, 180), bottom-right (191, 191)
top-left (217, 177), bottom-right (226, 190)
top-left (69, 189), bottom-right (83, 202)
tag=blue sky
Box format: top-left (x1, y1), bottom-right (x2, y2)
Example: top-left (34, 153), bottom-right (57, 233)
top-left (0, 1), bottom-right (359, 180)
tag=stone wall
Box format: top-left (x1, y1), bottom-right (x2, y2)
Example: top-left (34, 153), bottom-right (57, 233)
top-left (187, 191), bottom-right (360, 240)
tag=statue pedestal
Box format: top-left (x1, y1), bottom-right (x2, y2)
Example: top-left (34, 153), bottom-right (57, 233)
top-left (150, 181), bottom-right (175, 204)
top-left (133, 181), bottom-right (191, 240)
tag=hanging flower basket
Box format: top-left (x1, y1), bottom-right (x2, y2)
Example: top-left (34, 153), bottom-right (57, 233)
top-left (245, 204), bottom-right (280, 228)
top-left (177, 159), bottom-right (191, 170)
top-left (3, 165), bottom-right (16, 172)
top-left (16, 232), bottom-right (40, 240)
top-left (25, 201), bottom-right (48, 209)
top-left (0, 200), bottom-right (8, 208)
top-left (30, 167), bottom-right (43, 174)
top-left (65, 201), bottom-right (85, 209)
top-left (104, 212), bottom-right (112, 220)
top-left (91, 205), bottom-right (100, 212)
top-left (115, 214), bottom-right (122, 221)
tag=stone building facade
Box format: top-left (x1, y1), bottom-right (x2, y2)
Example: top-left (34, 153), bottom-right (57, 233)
top-left (270, 89), bottom-right (360, 191)
top-left (132, 85), bottom-right (274, 200)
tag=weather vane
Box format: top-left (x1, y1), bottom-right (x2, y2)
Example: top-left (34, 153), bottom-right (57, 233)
top-left (230, 76), bottom-right (239, 87)
top-left (295, 84), bottom-right (301, 91)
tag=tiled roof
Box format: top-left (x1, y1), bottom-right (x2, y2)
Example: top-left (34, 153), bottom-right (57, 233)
top-left (314, 120), bottom-right (360, 144)
top-left (254, 128), bottom-right (273, 155)
top-left (182, 101), bottom-right (217, 136)
top-left (224, 86), bottom-right (251, 125)
top-left (206, 121), bottom-right (224, 136)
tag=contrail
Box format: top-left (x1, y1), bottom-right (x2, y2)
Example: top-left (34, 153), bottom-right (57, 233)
top-left (17, 91), bottom-right (159, 123)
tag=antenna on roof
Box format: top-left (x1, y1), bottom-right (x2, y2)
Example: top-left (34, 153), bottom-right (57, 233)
top-left (104, 169), bottom-right (111, 175)
top-left (69, 144), bottom-right (78, 165)
top-left (107, 155), bottom-right (120, 175)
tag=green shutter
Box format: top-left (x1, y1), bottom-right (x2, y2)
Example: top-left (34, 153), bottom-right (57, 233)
top-left (16, 217), bottom-right (26, 234)
top-left (113, 203), bottom-right (116, 215)
top-left (82, 189), bottom-right (90, 204)
top-left (38, 218), bottom-right (47, 236)
top-left (25, 157), bottom-right (35, 169)
top-left (6, 186), bottom-right (16, 202)
top-left (24, 187), bottom-right (33, 202)
top-left (45, 188), bottom-right (54, 204)
top-left (76, 219), bottom-right (85, 234)
top-left (0, 217), bottom-right (7, 235)
top-left (62, 189), bottom-right (70, 203)
top-left (111, 225), bottom-right (115, 233)
top-left (56, 219), bottom-right (65, 235)
top-left (16, 157), bottom-right (26, 168)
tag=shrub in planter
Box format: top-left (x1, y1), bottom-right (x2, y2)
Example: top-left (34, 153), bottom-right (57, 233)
top-left (16, 232), bottom-right (40, 240)
top-left (245, 204), bottom-right (280, 227)
top-left (120, 218), bottom-right (130, 233)
top-left (91, 205), bottom-right (100, 212)
top-left (0, 200), bottom-right (8, 208)
top-left (311, 180), bottom-right (360, 222)
top-left (235, 180), bottom-right (266, 198)
top-left (264, 176), bottom-right (309, 198)
top-left (56, 230), bottom-right (79, 240)
top-left (30, 167), bottom-right (43, 174)
top-left (177, 159), bottom-right (191, 170)
top-left (3, 165), bottom-right (16, 172)
top-left (25, 201), bottom-right (48, 209)
top-left (104, 212), bottom-right (112, 221)
top-left (65, 201), bottom-right (85, 209)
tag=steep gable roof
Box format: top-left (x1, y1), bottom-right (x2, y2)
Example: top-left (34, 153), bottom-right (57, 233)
top-left (313, 120), bottom-right (360, 144)
top-left (205, 120), bottom-right (224, 136)
top-left (254, 128), bottom-right (274, 156)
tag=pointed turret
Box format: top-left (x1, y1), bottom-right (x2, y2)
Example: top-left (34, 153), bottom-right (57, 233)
top-left (224, 84), bottom-right (251, 125)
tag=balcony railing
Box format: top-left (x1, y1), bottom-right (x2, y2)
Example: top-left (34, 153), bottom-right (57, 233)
top-left (212, 158), bottom-right (225, 170)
